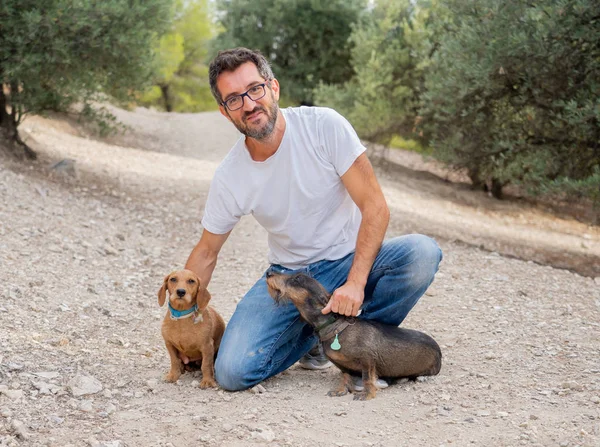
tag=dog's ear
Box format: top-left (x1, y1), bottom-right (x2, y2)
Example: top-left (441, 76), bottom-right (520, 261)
top-left (195, 281), bottom-right (212, 310)
top-left (158, 274), bottom-right (170, 307)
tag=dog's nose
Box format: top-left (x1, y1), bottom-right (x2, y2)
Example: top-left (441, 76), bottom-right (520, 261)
top-left (266, 270), bottom-right (274, 279)
top-left (176, 289), bottom-right (186, 298)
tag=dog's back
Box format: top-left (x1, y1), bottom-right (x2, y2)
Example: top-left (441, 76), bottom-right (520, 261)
top-left (325, 320), bottom-right (441, 380)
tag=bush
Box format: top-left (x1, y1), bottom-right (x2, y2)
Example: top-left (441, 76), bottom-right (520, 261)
top-left (314, 0), bottom-right (435, 145)
top-left (0, 0), bottom-right (172, 158)
top-left (214, 0), bottom-right (367, 104)
top-left (420, 0), bottom-right (600, 202)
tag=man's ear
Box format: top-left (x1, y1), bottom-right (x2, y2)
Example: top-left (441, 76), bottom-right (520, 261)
top-left (270, 78), bottom-right (280, 101)
top-left (157, 274), bottom-right (170, 307)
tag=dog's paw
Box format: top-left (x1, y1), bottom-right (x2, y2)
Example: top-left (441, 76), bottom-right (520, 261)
top-left (199, 378), bottom-right (218, 389)
top-left (327, 389), bottom-right (348, 397)
top-left (164, 372), bottom-right (181, 383)
top-left (352, 392), bottom-right (374, 401)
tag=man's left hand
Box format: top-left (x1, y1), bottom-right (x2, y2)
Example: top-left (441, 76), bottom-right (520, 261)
top-left (322, 280), bottom-right (364, 316)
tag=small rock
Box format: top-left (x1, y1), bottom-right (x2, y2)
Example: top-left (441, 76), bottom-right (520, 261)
top-left (2, 390), bottom-right (23, 401)
top-left (437, 406), bottom-right (452, 417)
top-left (6, 363), bottom-right (23, 371)
top-left (11, 419), bottom-right (29, 440)
top-left (33, 381), bottom-right (62, 395)
top-left (251, 384), bottom-right (266, 394)
top-left (103, 245), bottom-right (118, 256)
top-left (50, 158), bottom-right (77, 177)
top-left (477, 410), bottom-right (491, 417)
top-left (561, 381), bottom-right (583, 391)
top-left (68, 374), bottom-right (103, 397)
top-left (49, 415), bottom-right (64, 425)
top-left (88, 439), bottom-right (123, 447)
top-left (79, 400), bottom-right (94, 412)
top-left (252, 428), bottom-right (275, 442)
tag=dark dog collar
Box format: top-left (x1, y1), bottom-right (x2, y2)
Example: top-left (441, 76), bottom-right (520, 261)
top-left (314, 315), bottom-right (337, 332)
top-left (317, 317), bottom-right (355, 342)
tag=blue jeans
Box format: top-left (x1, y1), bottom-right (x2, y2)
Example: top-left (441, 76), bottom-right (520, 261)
top-left (214, 234), bottom-right (442, 391)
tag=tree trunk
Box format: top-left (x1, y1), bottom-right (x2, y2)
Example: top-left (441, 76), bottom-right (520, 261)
top-left (468, 166), bottom-right (487, 191)
top-left (0, 85), bottom-right (36, 160)
top-left (159, 83), bottom-right (173, 112)
top-left (490, 178), bottom-right (504, 200)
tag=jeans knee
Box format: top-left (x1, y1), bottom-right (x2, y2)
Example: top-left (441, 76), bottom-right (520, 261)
top-left (214, 353), bottom-right (253, 391)
top-left (403, 234), bottom-right (442, 285)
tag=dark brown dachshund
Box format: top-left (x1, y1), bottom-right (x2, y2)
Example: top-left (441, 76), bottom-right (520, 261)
top-left (266, 271), bottom-right (441, 400)
top-left (158, 269), bottom-right (225, 388)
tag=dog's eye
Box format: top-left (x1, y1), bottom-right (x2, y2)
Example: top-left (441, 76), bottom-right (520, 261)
top-left (169, 277), bottom-right (177, 282)
top-left (187, 279), bottom-right (195, 284)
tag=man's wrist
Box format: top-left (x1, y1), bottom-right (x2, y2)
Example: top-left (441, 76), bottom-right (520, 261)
top-left (346, 274), bottom-right (367, 288)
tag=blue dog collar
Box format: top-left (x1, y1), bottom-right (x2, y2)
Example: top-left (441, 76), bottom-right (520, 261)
top-left (168, 302), bottom-right (198, 320)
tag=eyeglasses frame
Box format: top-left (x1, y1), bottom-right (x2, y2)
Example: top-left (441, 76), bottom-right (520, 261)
top-left (221, 81), bottom-right (272, 111)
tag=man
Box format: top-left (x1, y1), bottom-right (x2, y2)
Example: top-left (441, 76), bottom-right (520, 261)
top-left (185, 47), bottom-right (442, 391)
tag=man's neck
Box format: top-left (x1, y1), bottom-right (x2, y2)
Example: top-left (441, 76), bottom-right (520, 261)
top-left (245, 110), bottom-right (286, 162)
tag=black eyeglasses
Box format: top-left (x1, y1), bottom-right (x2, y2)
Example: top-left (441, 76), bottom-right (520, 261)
top-left (222, 82), bottom-right (270, 111)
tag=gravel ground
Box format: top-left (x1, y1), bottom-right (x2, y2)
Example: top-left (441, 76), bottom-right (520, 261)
top-left (0, 108), bottom-right (599, 447)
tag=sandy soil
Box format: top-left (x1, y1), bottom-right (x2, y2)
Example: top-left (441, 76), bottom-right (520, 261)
top-left (0, 106), bottom-right (599, 447)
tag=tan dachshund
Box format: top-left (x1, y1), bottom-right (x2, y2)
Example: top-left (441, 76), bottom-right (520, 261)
top-left (158, 269), bottom-right (225, 388)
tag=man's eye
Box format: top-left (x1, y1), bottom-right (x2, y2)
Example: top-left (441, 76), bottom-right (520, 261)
top-left (249, 86), bottom-right (262, 94)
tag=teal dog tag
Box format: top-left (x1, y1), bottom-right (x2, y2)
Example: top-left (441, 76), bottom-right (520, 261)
top-left (331, 334), bottom-right (341, 351)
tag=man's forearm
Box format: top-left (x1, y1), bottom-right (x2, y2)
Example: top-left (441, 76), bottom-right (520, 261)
top-left (347, 200), bottom-right (390, 286)
top-left (185, 244), bottom-right (219, 287)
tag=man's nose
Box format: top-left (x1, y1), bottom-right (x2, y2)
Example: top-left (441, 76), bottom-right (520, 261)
top-left (242, 95), bottom-right (257, 112)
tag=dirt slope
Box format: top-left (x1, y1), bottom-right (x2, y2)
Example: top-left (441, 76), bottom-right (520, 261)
top-left (0, 107), bottom-right (598, 447)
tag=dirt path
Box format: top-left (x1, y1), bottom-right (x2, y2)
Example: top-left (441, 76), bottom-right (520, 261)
top-left (0, 108), bottom-right (599, 447)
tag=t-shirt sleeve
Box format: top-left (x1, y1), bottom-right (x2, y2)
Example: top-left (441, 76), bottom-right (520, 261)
top-left (319, 108), bottom-right (367, 176)
top-left (201, 174), bottom-right (242, 234)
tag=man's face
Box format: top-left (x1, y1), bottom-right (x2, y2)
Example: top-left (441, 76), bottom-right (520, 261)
top-left (217, 62), bottom-right (281, 140)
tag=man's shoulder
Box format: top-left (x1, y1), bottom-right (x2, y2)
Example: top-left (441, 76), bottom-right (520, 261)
top-left (213, 136), bottom-right (246, 180)
top-left (284, 107), bottom-right (349, 140)
top-left (284, 105), bottom-right (340, 122)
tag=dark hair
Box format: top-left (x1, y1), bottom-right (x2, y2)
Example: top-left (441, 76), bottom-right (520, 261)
top-left (209, 47), bottom-right (275, 104)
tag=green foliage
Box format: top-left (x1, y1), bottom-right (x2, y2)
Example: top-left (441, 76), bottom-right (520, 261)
top-left (390, 135), bottom-right (429, 155)
top-left (420, 0), bottom-right (600, 202)
top-left (314, 0), bottom-right (436, 144)
top-left (214, 0), bottom-right (367, 104)
top-left (0, 0), bottom-right (172, 121)
top-left (139, 0), bottom-right (217, 112)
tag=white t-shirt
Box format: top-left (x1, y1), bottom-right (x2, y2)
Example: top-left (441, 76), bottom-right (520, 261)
top-left (201, 106), bottom-right (366, 269)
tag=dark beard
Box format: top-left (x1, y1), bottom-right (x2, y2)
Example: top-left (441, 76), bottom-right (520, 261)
top-left (231, 95), bottom-right (279, 140)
